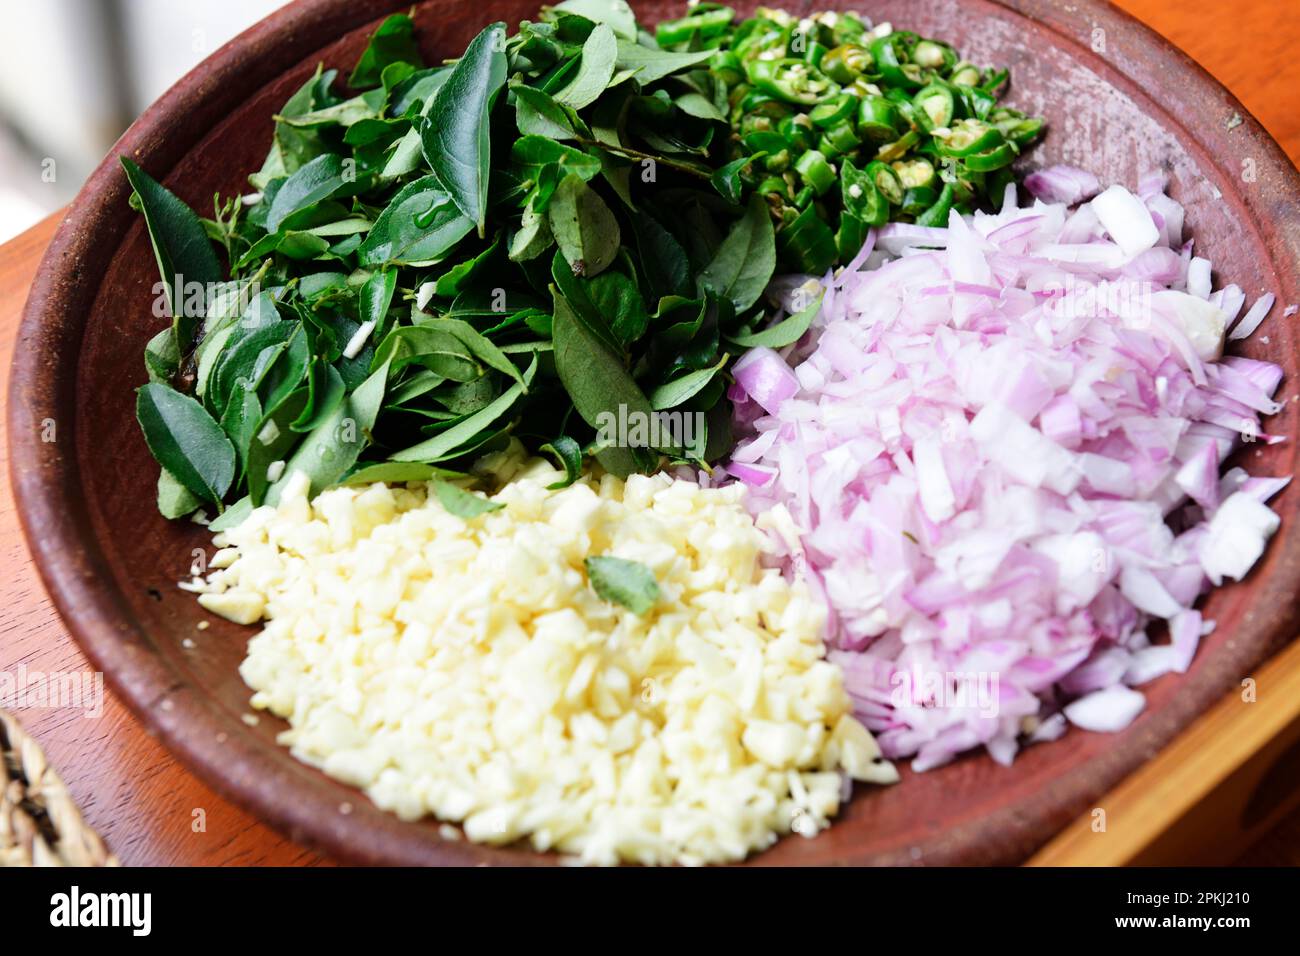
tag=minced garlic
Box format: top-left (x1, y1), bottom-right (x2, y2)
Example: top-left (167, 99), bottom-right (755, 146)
top-left (192, 449), bottom-right (895, 865)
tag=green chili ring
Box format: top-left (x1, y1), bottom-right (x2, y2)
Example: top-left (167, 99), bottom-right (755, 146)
top-left (809, 92), bottom-right (858, 127)
top-left (892, 157), bottom-right (937, 189)
top-left (858, 95), bottom-right (904, 142)
top-left (913, 83), bottom-right (956, 130)
top-left (962, 141), bottom-right (1019, 172)
top-left (866, 160), bottom-right (905, 205)
top-left (747, 58), bottom-right (840, 106)
top-left (820, 43), bottom-right (873, 84)
top-left (779, 203), bottom-right (838, 274)
top-left (899, 184), bottom-right (940, 216)
top-left (795, 148), bottom-right (836, 195)
top-left (912, 39), bottom-right (957, 72)
top-left (819, 120), bottom-right (861, 155)
top-left (935, 121), bottom-right (1004, 157)
top-left (778, 114), bottom-right (818, 152)
top-left (915, 182), bottom-right (956, 227)
top-left (868, 34), bottom-right (924, 90)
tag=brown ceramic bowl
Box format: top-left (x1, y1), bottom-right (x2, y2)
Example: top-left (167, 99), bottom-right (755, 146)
top-left (10, 0), bottom-right (1300, 866)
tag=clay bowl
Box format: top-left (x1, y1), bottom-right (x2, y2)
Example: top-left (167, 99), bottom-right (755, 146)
top-left (10, 0), bottom-right (1300, 866)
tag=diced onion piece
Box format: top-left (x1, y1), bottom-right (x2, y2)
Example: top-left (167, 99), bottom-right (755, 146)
top-left (1091, 184), bottom-right (1160, 257)
top-left (1199, 491), bottom-right (1281, 584)
top-left (1063, 686), bottom-right (1146, 732)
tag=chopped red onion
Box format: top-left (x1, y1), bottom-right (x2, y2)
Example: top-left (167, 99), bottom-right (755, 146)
top-left (1023, 164), bottom-right (1101, 205)
top-left (1228, 292), bottom-right (1276, 341)
top-left (728, 176), bottom-right (1285, 771)
top-left (731, 346), bottom-right (799, 414)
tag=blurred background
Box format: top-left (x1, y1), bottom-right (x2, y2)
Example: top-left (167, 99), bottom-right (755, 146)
top-left (0, 0), bottom-right (289, 243)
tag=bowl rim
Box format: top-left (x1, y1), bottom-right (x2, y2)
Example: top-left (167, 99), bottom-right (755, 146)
top-left (10, 0), bottom-right (1300, 866)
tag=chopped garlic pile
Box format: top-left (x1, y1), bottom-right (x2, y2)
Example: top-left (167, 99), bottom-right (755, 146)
top-left (190, 450), bottom-right (894, 865)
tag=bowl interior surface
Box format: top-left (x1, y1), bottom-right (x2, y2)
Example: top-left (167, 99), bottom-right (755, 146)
top-left (12, 0), bottom-right (1300, 865)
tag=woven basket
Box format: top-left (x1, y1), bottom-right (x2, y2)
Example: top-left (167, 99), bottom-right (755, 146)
top-left (0, 709), bottom-right (118, 866)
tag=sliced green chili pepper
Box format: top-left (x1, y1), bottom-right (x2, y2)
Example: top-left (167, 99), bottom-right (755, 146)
top-left (778, 203), bottom-right (838, 273)
top-left (956, 85), bottom-right (997, 120)
top-left (841, 158), bottom-right (889, 226)
top-left (795, 148), bottom-right (836, 195)
top-left (858, 95), bottom-right (904, 142)
top-left (746, 58), bottom-right (839, 105)
top-left (875, 129), bottom-right (920, 163)
top-left (837, 211), bottom-right (867, 261)
top-left (892, 158), bottom-right (937, 189)
top-left (712, 10), bottom-right (1045, 272)
top-left (779, 113), bottom-right (818, 152)
top-left (899, 184), bottom-right (939, 216)
top-left (912, 40), bottom-right (957, 72)
top-left (757, 175), bottom-right (791, 201)
top-left (763, 149), bottom-right (791, 172)
top-left (935, 119), bottom-right (1004, 157)
top-left (913, 83), bottom-right (956, 130)
top-left (996, 115), bottom-right (1044, 147)
top-left (868, 34), bottom-right (924, 89)
top-left (949, 61), bottom-right (982, 87)
top-left (819, 43), bottom-right (873, 84)
top-left (820, 120), bottom-right (861, 154)
top-left (980, 68), bottom-right (1010, 95)
top-left (803, 40), bottom-right (830, 68)
top-left (830, 12), bottom-right (870, 45)
top-left (740, 89), bottom-right (796, 120)
top-left (744, 130), bottom-right (789, 154)
top-left (962, 140), bottom-right (1018, 172)
top-left (809, 92), bottom-right (858, 127)
top-left (656, 8), bottom-right (735, 47)
top-left (866, 160), bottom-right (905, 205)
top-left (709, 50), bottom-right (746, 86)
top-left (916, 182), bottom-right (956, 226)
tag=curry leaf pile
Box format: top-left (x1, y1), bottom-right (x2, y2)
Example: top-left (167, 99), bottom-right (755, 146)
top-left (126, 3), bottom-right (1042, 521)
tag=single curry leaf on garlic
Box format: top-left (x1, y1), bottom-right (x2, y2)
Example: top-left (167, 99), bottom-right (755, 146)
top-left (432, 480), bottom-right (506, 518)
top-left (585, 555), bottom-right (660, 614)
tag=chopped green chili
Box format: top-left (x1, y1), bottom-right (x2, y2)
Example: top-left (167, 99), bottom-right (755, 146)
top-left (652, 6), bottom-right (1045, 270)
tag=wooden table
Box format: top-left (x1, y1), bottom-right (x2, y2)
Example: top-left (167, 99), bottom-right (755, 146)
top-left (2, 0), bottom-right (1299, 867)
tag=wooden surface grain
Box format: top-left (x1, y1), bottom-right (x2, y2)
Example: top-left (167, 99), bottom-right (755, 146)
top-left (1, 0), bottom-right (1298, 867)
